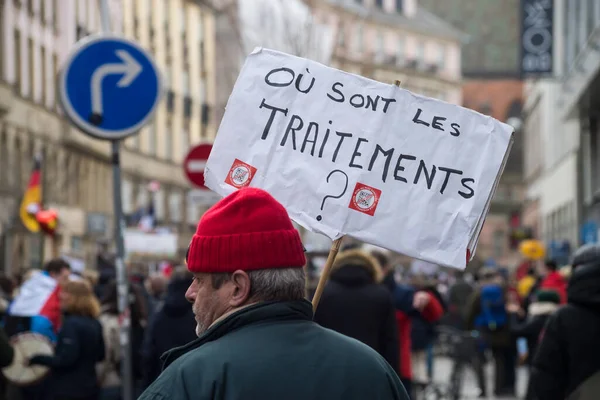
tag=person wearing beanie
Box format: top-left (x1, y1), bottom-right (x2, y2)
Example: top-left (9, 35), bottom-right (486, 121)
top-left (139, 187), bottom-right (408, 400)
top-left (537, 258), bottom-right (567, 304)
top-left (530, 244), bottom-right (600, 400)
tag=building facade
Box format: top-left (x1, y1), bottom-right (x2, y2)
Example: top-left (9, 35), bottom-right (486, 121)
top-left (553, 0), bottom-right (600, 252)
top-left (0, 0), bottom-right (216, 273)
top-left (318, 0), bottom-right (464, 105)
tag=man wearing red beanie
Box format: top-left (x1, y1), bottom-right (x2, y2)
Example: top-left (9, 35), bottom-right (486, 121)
top-left (139, 187), bottom-right (408, 400)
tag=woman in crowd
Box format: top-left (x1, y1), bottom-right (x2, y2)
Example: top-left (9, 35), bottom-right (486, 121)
top-left (29, 280), bottom-right (105, 400)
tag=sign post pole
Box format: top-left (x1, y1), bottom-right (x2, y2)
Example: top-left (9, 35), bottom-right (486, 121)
top-left (99, 2), bottom-right (133, 400)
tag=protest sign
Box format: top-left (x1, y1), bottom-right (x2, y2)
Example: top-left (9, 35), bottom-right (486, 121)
top-left (205, 48), bottom-right (514, 269)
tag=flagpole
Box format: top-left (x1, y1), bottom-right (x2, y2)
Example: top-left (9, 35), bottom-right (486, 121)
top-left (38, 153), bottom-right (45, 268)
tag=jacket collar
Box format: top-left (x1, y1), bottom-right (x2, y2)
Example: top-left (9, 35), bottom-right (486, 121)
top-left (160, 300), bottom-right (313, 369)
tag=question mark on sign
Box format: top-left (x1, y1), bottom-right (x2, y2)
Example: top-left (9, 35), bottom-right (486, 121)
top-left (317, 169), bottom-right (349, 222)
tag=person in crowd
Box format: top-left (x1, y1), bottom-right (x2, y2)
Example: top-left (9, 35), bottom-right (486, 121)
top-left (97, 281), bottom-right (122, 400)
top-left (466, 268), bottom-right (512, 397)
top-left (29, 280), bottom-right (105, 400)
top-left (142, 266), bottom-right (197, 388)
top-left (81, 269), bottom-right (99, 291)
top-left (314, 249), bottom-right (399, 374)
top-left (0, 326), bottom-right (14, 399)
top-left (30, 259), bottom-right (72, 341)
top-left (372, 250), bottom-right (396, 291)
top-left (530, 244), bottom-right (600, 399)
top-left (507, 289), bottom-right (560, 400)
top-left (99, 279), bottom-right (148, 397)
top-left (445, 270), bottom-right (475, 329)
top-left (537, 259), bottom-right (567, 304)
top-left (410, 277), bottom-right (446, 383)
top-left (144, 273), bottom-right (167, 318)
top-left (517, 268), bottom-right (537, 301)
top-left (392, 273), bottom-right (444, 395)
top-left (139, 188), bottom-right (408, 400)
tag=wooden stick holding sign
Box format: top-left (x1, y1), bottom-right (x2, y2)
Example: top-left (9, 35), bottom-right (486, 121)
top-left (311, 237), bottom-right (344, 311)
top-left (311, 79), bottom-right (402, 312)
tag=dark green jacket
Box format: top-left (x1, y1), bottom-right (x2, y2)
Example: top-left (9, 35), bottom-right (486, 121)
top-left (139, 300), bottom-right (408, 400)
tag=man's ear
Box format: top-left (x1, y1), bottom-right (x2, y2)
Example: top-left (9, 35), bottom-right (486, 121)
top-left (229, 270), bottom-right (252, 307)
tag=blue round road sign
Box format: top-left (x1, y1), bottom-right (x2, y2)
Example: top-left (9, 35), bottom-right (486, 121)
top-left (59, 34), bottom-right (163, 140)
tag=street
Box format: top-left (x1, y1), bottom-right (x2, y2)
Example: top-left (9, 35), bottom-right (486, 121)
top-left (432, 357), bottom-right (529, 399)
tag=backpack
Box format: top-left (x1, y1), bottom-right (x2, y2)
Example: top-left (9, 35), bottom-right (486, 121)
top-left (474, 284), bottom-right (507, 331)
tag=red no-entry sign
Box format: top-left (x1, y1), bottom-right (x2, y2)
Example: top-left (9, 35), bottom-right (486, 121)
top-left (184, 144), bottom-right (212, 189)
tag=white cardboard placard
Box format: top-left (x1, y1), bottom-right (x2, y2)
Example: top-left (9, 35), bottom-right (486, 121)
top-left (205, 48), bottom-right (513, 269)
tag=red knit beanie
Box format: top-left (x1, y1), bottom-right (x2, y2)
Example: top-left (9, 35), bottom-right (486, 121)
top-left (186, 187), bottom-right (306, 273)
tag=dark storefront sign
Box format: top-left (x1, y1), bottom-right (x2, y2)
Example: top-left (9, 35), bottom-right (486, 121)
top-left (520, 0), bottom-right (553, 76)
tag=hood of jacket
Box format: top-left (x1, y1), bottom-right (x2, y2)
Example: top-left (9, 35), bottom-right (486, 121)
top-left (329, 250), bottom-right (382, 286)
top-left (568, 263), bottom-right (600, 311)
top-left (528, 301), bottom-right (559, 316)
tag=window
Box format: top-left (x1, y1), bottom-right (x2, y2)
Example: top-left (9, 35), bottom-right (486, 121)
top-left (437, 44), bottom-right (446, 68)
top-left (40, 46), bottom-right (46, 105)
top-left (165, 120), bottom-right (173, 161)
top-left (71, 236), bottom-right (83, 253)
top-left (169, 191), bottom-right (182, 223)
top-left (416, 41), bottom-right (425, 65)
top-left (199, 79), bottom-right (205, 102)
top-left (396, 38), bottom-right (404, 62)
top-left (197, 16), bottom-right (204, 42)
top-left (181, 127), bottom-right (190, 159)
top-left (180, 5), bottom-right (186, 34)
top-left (52, 53), bottom-right (58, 108)
top-left (182, 71), bottom-right (189, 96)
top-left (337, 24), bottom-right (345, 48)
top-left (163, 0), bottom-right (169, 27)
top-left (28, 38), bottom-right (34, 98)
top-left (148, 123), bottom-right (157, 156)
top-left (40, 0), bottom-right (46, 23)
top-left (52, 0), bottom-right (59, 31)
top-left (165, 65), bottom-right (172, 88)
top-left (355, 24), bottom-right (363, 53)
top-left (493, 231), bottom-right (505, 259)
top-left (14, 29), bottom-right (21, 91)
top-left (375, 31), bottom-right (384, 58)
top-left (396, 0), bottom-right (403, 12)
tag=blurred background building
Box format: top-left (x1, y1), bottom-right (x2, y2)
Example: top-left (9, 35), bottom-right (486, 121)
top-left (419, 0), bottom-right (525, 268)
top-left (1, 0), bottom-right (597, 273)
top-left (0, 0), bottom-right (216, 272)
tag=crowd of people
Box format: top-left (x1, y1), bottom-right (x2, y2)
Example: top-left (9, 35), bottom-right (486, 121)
top-left (0, 187), bottom-right (596, 400)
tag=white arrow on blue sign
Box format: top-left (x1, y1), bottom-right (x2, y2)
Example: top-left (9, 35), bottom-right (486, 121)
top-left (59, 34), bottom-right (163, 140)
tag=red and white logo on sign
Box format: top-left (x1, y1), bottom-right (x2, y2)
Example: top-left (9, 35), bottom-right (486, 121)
top-left (225, 159), bottom-right (257, 188)
top-left (349, 183), bottom-right (381, 216)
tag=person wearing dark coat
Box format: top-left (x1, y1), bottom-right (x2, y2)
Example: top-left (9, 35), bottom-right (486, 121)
top-left (142, 267), bottom-right (197, 388)
top-left (29, 280), bottom-right (105, 400)
top-left (139, 188), bottom-right (408, 400)
top-left (314, 249), bottom-right (399, 374)
top-left (0, 327), bottom-right (14, 368)
top-left (530, 244), bottom-right (600, 400)
top-left (508, 289), bottom-right (560, 400)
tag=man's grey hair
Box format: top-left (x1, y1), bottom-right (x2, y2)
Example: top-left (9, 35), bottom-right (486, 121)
top-left (211, 268), bottom-right (306, 302)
